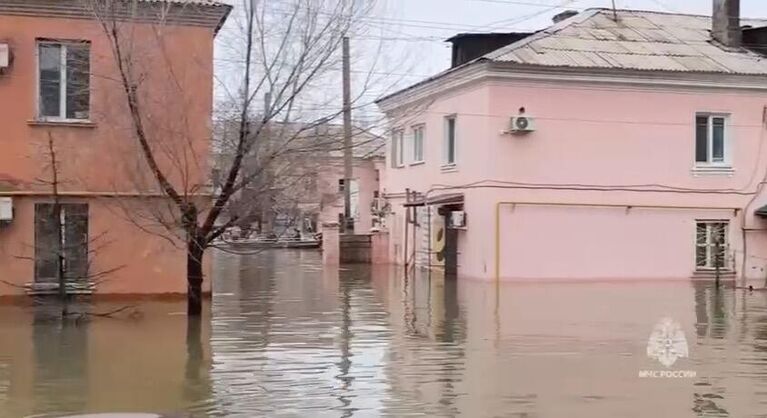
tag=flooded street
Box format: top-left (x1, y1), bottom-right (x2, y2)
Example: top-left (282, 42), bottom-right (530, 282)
top-left (2, 250), bottom-right (767, 417)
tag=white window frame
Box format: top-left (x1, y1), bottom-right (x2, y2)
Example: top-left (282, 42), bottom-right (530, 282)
top-left (443, 115), bottom-right (457, 167)
top-left (36, 40), bottom-right (91, 122)
top-left (411, 124), bottom-right (425, 164)
top-left (695, 220), bottom-right (730, 271)
top-left (694, 113), bottom-right (731, 168)
top-left (392, 130), bottom-right (405, 168)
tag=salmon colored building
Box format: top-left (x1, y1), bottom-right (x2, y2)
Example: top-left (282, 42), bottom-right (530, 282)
top-left (0, 0), bottom-right (230, 297)
top-left (378, 3), bottom-right (767, 283)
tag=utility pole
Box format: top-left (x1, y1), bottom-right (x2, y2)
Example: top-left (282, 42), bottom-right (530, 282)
top-left (342, 36), bottom-right (354, 234)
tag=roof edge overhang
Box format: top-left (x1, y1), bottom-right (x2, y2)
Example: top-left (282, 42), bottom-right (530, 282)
top-left (377, 61), bottom-right (767, 113)
top-left (376, 60), bottom-right (489, 112)
top-left (0, 0), bottom-right (232, 34)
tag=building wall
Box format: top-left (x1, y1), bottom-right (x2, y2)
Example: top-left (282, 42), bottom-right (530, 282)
top-left (318, 158), bottom-right (382, 233)
top-left (0, 14), bottom-right (214, 192)
top-left (381, 76), bottom-right (767, 281)
top-left (0, 197), bottom-right (212, 296)
top-left (0, 11), bottom-right (218, 295)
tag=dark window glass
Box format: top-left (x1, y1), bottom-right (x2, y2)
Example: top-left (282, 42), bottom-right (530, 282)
top-left (39, 44), bottom-right (61, 118)
top-left (63, 204), bottom-right (89, 282)
top-left (447, 118), bottom-right (456, 164)
top-left (712, 117), bottom-right (725, 162)
top-left (695, 116), bottom-right (708, 163)
top-left (34, 203), bottom-right (89, 284)
top-left (34, 203), bottom-right (59, 282)
top-left (65, 43), bottom-right (90, 120)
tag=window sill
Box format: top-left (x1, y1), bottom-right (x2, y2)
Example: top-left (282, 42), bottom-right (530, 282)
top-left (28, 119), bottom-right (96, 129)
top-left (24, 281), bottom-right (95, 296)
top-left (393, 164), bottom-right (406, 169)
top-left (441, 164), bottom-right (457, 173)
top-left (691, 166), bottom-right (734, 176)
top-left (693, 268), bottom-right (735, 275)
top-left (410, 161), bottom-right (425, 167)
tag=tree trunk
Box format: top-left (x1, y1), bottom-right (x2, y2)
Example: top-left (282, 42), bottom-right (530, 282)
top-left (187, 240), bottom-right (205, 316)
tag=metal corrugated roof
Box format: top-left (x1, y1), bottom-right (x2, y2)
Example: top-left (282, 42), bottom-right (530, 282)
top-left (485, 8), bottom-right (767, 75)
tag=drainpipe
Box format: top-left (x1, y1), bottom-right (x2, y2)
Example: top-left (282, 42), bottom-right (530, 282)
top-left (404, 189), bottom-right (409, 276)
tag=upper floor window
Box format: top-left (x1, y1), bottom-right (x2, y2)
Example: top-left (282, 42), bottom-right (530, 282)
top-left (412, 125), bottom-right (424, 163)
top-left (444, 116), bottom-right (456, 166)
top-left (392, 130), bottom-right (404, 168)
top-left (695, 114), bottom-right (729, 166)
top-left (38, 41), bottom-right (91, 121)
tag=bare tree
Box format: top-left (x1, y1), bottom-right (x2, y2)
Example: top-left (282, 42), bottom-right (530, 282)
top-left (0, 133), bottom-right (125, 318)
top-left (84, 0), bottom-right (390, 316)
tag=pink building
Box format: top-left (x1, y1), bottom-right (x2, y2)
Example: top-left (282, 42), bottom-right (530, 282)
top-left (378, 3), bottom-right (767, 283)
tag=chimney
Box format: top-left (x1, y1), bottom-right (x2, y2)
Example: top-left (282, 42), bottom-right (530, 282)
top-left (552, 10), bottom-right (578, 24)
top-left (712, 0), bottom-right (741, 47)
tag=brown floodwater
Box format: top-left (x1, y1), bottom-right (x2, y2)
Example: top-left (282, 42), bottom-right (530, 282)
top-left (1, 250), bottom-right (767, 417)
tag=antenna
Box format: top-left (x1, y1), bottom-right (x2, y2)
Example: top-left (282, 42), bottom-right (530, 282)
top-left (611, 0), bottom-right (619, 21)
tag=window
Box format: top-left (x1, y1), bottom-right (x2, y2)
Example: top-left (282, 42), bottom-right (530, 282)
top-left (34, 203), bottom-right (89, 284)
top-left (695, 221), bottom-right (729, 270)
top-left (444, 116), bottom-right (456, 165)
top-left (695, 114), bottom-right (728, 166)
top-left (412, 125), bottom-right (424, 163)
top-left (38, 41), bottom-right (91, 121)
top-left (392, 130), bottom-right (404, 167)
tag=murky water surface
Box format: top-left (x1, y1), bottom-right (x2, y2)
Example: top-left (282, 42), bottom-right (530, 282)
top-left (2, 250), bottom-right (767, 417)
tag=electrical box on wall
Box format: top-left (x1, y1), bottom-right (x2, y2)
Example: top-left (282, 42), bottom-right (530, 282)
top-left (0, 197), bottom-right (12, 222)
top-left (449, 211), bottom-right (466, 229)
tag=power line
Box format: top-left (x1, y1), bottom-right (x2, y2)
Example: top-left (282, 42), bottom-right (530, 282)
top-left (484, 0), bottom-right (580, 30)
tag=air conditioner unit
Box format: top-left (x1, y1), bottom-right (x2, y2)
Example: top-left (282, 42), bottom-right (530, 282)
top-left (449, 211), bottom-right (466, 228)
top-left (0, 197), bottom-right (12, 222)
top-left (509, 116), bottom-right (535, 134)
top-left (0, 43), bottom-right (8, 69)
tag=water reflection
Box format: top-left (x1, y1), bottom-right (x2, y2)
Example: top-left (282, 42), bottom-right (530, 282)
top-left (6, 251), bottom-right (767, 416)
top-left (0, 300), bottom-right (213, 417)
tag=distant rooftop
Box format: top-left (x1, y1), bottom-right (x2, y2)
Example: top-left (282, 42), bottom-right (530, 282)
top-left (485, 8), bottom-right (767, 75)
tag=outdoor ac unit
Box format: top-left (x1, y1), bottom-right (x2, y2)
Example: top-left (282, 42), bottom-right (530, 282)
top-left (0, 44), bottom-right (8, 69)
top-left (449, 211), bottom-right (466, 228)
top-left (509, 116), bottom-right (535, 134)
top-left (0, 197), bottom-right (12, 222)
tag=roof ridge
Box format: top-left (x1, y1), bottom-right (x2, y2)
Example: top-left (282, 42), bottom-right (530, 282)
top-left (589, 7), bottom-right (767, 22)
top-left (483, 8), bottom-right (601, 61)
